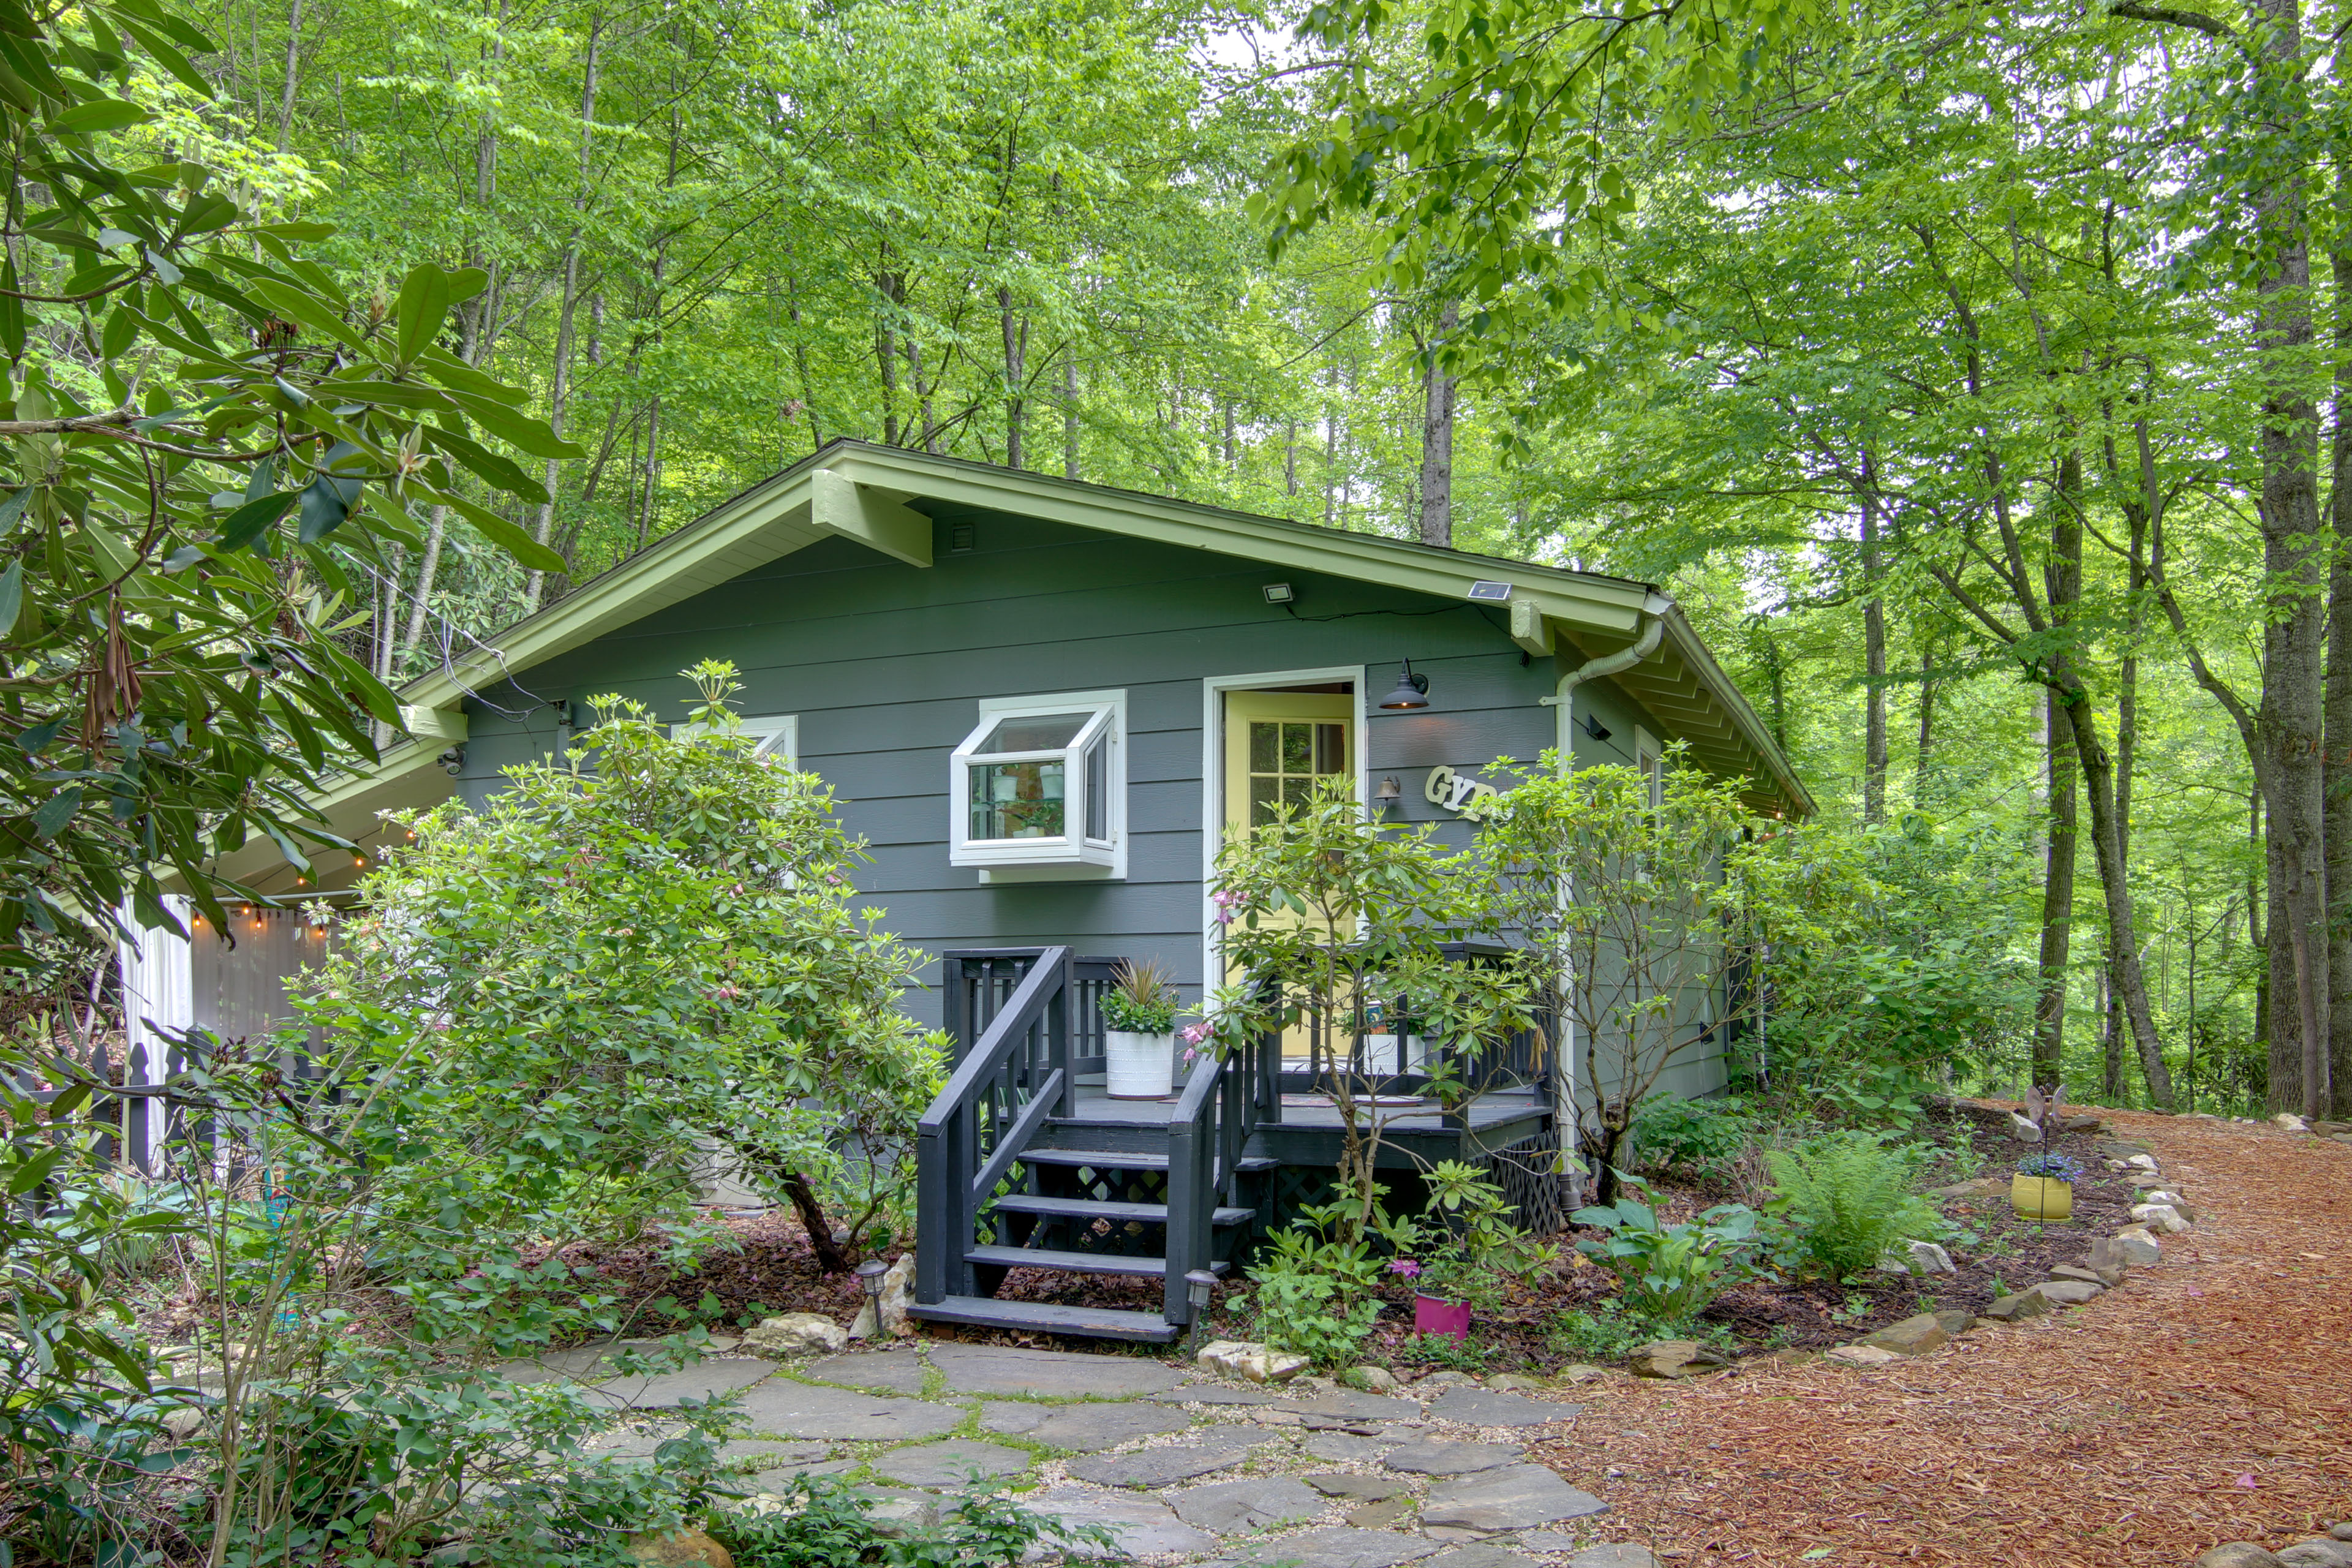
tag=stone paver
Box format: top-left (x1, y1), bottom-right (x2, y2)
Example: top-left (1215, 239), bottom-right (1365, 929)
top-left (715, 1438), bottom-right (830, 1469)
top-left (1279, 1390), bottom-right (1424, 1422)
top-left (1306, 1472), bottom-right (1417, 1502)
top-left (732, 1379), bottom-right (963, 1442)
top-left (1069, 1432), bottom-right (1282, 1488)
top-left (1003, 1401), bottom-right (1196, 1452)
top-left (930, 1341), bottom-right (1185, 1398)
top-left (1349, 1499), bottom-right (1415, 1529)
top-left (859, 1486), bottom-right (941, 1535)
top-left (1026, 1486), bottom-right (1219, 1556)
top-left (1172, 1476), bottom-right (1328, 1534)
top-left (1384, 1441), bottom-right (1525, 1476)
top-left (1423, 1389), bottom-right (1579, 1430)
top-left (745, 1458), bottom-right (859, 1490)
top-left (1422, 1467), bottom-right (1607, 1531)
top-left (1305, 1433), bottom-right (1395, 1463)
top-left (1147, 1382), bottom-right (1279, 1410)
top-left (805, 1348), bottom-right (930, 1395)
top-left (591, 1359), bottom-right (780, 1410)
top-left (1231, 1528), bottom-right (1443, 1568)
top-left (870, 1439), bottom-right (1033, 1488)
top-left (1565, 1548), bottom-right (1660, 1568)
top-left (1426, 1546), bottom-right (1543, 1568)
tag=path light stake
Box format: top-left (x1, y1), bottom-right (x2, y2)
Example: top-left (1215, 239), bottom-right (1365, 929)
top-left (857, 1257), bottom-right (889, 1331)
top-left (1183, 1269), bottom-right (1217, 1354)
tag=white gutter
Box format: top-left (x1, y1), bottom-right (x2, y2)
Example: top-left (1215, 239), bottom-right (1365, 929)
top-left (1536, 591), bottom-right (1670, 1200)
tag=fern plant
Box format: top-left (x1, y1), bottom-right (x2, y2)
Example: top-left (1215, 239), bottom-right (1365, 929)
top-left (1764, 1131), bottom-right (1942, 1279)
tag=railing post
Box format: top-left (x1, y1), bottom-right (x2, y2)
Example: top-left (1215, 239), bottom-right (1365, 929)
top-left (916, 1122), bottom-right (948, 1305)
top-left (1048, 948), bottom-right (1073, 1117)
top-left (1164, 1112), bottom-right (1200, 1324)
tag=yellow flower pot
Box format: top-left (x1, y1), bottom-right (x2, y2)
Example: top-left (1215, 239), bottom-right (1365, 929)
top-left (2011, 1175), bottom-right (2073, 1221)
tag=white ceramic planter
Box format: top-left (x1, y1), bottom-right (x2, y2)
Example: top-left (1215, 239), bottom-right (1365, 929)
top-left (1106, 1029), bottom-right (1176, 1099)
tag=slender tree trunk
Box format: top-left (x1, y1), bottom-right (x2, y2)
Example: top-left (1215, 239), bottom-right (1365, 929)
top-left (2253, 785), bottom-right (2272, 1096)
top-left (276, 0), bottom-right (304, 151)
top-left (778, 1167), bottom-right (853, 1275)
top-left (526, 15), bottom-right (601, 614)
top-left (1285, 417), bottom-right (1298, 497)
top-left (2059, 690), bottom-right (2176, 1108)
top-left (1913, 641), bottom-right (1936, 804)
top-left (999, 287), bottom-right (1025, 469)
top-left (2035, 685), bottom-right (2077, 1085)
top-left (1418, 300), bottom-right (1457, 548)
top-left (1062, 353), bottom-right (1079, 478)
top-left (1859, 466), bottom-right (1888, 825)
top-left (2326, 153), bottom-right (2352, 1118)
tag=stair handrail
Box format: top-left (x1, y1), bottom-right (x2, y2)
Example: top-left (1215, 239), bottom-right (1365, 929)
top-left (1161, 1040), bottom-right (1223, 1324)
top-left (916, 945), bottom-right (1072, 1306)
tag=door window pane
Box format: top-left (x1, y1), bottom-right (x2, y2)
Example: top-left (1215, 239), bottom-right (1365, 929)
top-left (1246, 715), bottom-right (1351, 826)
top-left (970, 760), bottom-right (1065, 840)
top-left (1250, 720), bottom-right (1280, 773)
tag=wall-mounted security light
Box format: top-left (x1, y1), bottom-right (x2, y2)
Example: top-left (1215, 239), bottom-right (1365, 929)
top-left (437, 745), bottom-right (466, 776)
top-left (1378, 660), bottom-right (1431, 710)
top-left (1262, 582), bottom-right (1294, 605)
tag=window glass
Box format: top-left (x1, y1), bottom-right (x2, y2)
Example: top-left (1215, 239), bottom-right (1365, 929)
top-left (1247, 719), bottom-right (1350, 826)
top-left (976, 713), bottom-right (1088, 753)
top-left (1085, 734), bottom-right (1109, 842)
top-left (970, 760), bottom-right (1065, 840)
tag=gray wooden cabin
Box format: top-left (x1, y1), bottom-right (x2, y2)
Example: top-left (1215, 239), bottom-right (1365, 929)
top-left (141, 441), bottom-right (1809, 1344)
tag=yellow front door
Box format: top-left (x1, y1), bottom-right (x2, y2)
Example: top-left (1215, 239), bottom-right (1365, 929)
top-left (1221, 691), bottom-right (1354, 1067)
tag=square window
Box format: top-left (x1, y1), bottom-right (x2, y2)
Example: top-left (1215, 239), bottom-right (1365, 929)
top-left (951, 691), bottom-right (1126, 879)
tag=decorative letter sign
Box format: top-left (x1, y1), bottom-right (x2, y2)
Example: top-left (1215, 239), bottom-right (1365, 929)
top-left (1423, 764), bottom-right (1499, 815)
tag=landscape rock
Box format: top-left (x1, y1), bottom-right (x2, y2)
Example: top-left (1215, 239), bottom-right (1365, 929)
top-left (848, 1301), bottom-right (878, 1340)
top-left (161, 1406), bottom-right (204, 1439)
top-left (2084, 1237), bottom-right (2136, 1283)
top-left (625, 1531), bottom-right (734, 1567)
top-left (877, 1253), bottom-right (914, 1336)
top-left (861, 1488), bottom-right (942, 1537)
top-left (1230, 1527), bottom-right (1441, 1568)
top-left (1566, 1550), bottom-right (1664, 1568)
top-left (1171, 1476), bottom-right (1326, 1534)
top-left (742, 1313), bottom-right (850, 1358)
top-left (2057, 1114), bottom-right (2106, 1133)
top-left (1628, 1340), bottom-right (1730, 1379)
top-left (2048, 1265), bottom-right (2109, 1288)
top-left (2197, 1547), bottom-right (2286, 1568)
top-left (2110, 1227), bottom-right (2163, 1265)
top-left (1486, 1374), bottom-right (1550, 1392)
top-left (1198, 1340), bottom-right (1310, 1384)
top-left (1825, 1344), bottom-right (1902, 1367)
top-left (2313, 1121), bottom-right (2352, 1136)
top-left (1856, 1314), bottom-right (1949, 1355)
top-left (1874, 1240), bottom-right (1957, 1276)
top-left (2035, 1278), bottom-right (2102, 1306)
top-left (1384, 1440), bottom-right (1525, 1476)
top-left (1348, 1499), bottom-right (1415, 1529)
top-left (2140, 1188), bottom-right (2197, 1220)
top-left (2008, 1112), bottom-right (2043, 1143)
top-left (2130, 1203), bottom-right (2192, 1233)
top-left (2275, 1113), bottom-right (2312, 1133)
top-left (2333, 1524), bottom-right (2352, 1542)
top-left (2093, 1137), bottom-right (2154, 1158)
top-left (2277, 1544), bottom-right (2352, 1568)
top-left (1281, 1389), bottom-right (1425, 1422)
top-left (1425, 1387), bottom-right (1578, 1428)
top-left (1419, 1371), bottom-right (1479, 1387)
top-left (1981, 1290), bottom-right (2052, 1324)
top-left (1068, 1434), bottom-right (1280, 1488)
top-left (1932, 1310), bottom-right (1976, 1336)
top-left (2125, 1153), bottom-right (2160, 1172)
top-left (1346, 1365), bottom-right (1403, 1392)
top-left (1024, 1488), bottom-right (1218, 1557)
top-left (1306, 1433), bottom-right (1393, 1463)
top-left (1422, 1466), bottom-right (1608, 1531)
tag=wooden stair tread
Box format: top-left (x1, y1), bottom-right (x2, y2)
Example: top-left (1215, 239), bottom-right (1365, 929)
top-left (989, 1193), bottom-right (1256, 1226)
top-left (1018, 1148), bottom-right (1280, 1174)
top-left (908, 1294), bottom-right (1180, 1343)
top-left (965, 1245), bottom-right (1231, 1278)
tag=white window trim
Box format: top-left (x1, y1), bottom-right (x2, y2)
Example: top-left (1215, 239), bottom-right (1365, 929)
top-left (1199, 666), bottom-right (1367, 983)
top-left (671, 713), bottom-right (797, 767)
top-left (1634, 724), bottom-right (1663, 811)
top-left (951, 689), bottom-right (1127, 881)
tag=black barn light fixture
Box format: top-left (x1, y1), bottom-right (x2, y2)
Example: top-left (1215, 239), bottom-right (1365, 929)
top-left (1378, 660), bottom-right (1431, 710)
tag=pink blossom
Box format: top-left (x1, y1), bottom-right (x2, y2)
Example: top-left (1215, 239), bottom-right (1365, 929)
top-left (1180, 1021), bottom-right (1213, 1047)
top-left (1389, 1259), bottom-right (1423, 1278)
top-left (1210, 889), bottom-right (1243, 925)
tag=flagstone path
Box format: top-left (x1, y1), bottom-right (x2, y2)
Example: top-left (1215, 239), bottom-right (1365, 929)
top-left (500, 1339), bottom-right (1646, 1567)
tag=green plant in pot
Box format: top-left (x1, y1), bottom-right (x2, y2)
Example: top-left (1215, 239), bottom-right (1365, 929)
top-left (1393, 1161), bottom-right (1556, 1338)
top-left (1102, 958), bottom-right (1181, 1099)
top-left (2011, 1152), bottom-right (2082, 1222)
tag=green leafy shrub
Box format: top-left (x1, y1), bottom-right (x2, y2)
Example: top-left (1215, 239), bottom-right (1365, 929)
top-left (1626, 1095), bottom-right (1752, 1180)
top-left (1100, 957), bottom-right (1180, 1033)
top-left (1570, 1182), bottom-right (1762, 1324)
top-left (715, 1469), bottom-right (1117, 1567)
top-left (1227, 1261), bottom-right (1382, 1368)
top-left (1389, 1161), bottom-right (1556, 1312)
top-left (1764, 1131), bottom-right (1942, 1278)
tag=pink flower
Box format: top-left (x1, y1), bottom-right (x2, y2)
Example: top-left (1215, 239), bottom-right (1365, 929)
top-left (1180, 1021), bottom-right (1213, 1047)
top-left (1210, 889), bottom-right (1243, 925)
top-left (1389, 1259), bottom-right (1423, 1278)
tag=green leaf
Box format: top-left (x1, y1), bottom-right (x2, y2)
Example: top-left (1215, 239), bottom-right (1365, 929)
top-left (31, 787), bottom-right (79, 838)
top-left (394, 263), bottom-right (450, 366)
top-left (110, 13), bottom-right (212, 99)
top-left (51, 98), bottom-right (148, 134)
top-left (426, 490), bottom-right (565, 574)
top-left (99, 300), bottom-right (138, 358)
top-left (214, 489), bottom-right (296, 552)
top-left (443, 391), bottom-right (584, 461)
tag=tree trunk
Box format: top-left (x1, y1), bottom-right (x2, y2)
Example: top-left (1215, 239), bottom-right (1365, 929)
top-left (1062, 353), bottom-right (1078, 478)
top-left (1418, 300), bottom-right (1456, 548)
top-left (276, 0), bottom-right (304, 152)
top-left (1914, 641), bottom-right (1936, 807)
top-left (2035, 684), bottom-right (2077, 1085)
top-left (1859, 468), bottom-right (1887, 825)
top-left (526, 16), bottom-right (601, 614)
top-left (778, 1167), bottom-right (853, 1275)
top-left (2059, 691), bottom-right (2176, 1107)
top-left (2327, 153), bottom-right (2352, 1118)
top-left (1000, 286), bottom-right (1025, 469)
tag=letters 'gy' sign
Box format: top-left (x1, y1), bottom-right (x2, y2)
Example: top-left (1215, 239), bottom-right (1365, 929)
top-left (1424, 764), bottom-right (1499, 815)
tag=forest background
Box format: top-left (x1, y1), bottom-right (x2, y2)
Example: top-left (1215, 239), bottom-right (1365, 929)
top-left (143, 0), bottom-right (2352, 1116)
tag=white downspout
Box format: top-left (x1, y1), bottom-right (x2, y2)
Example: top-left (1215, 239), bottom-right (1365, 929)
top-left (1537, 595), bottom-right (1669, 1204)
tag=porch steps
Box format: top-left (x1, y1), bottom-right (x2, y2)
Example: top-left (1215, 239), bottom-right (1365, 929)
top-left (905, 1294), bottom-right (1181, 1344)
top-left (963, 1243), bottom-right (1231, 1279)
top-left (989, 1193), bottom-right (1257, 1227)
top-left (1017, 1147), bottom-right (1279, 1176)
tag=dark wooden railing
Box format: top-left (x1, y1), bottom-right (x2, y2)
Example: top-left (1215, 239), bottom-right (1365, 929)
top-left (916, 946), bottom-right (1074, 1306)
top-left (1162, 1009), bottom-right (1276, 1321)
top-left (1275, 942), bottom-right (1555, 1119)
top-left (942, 949), bottom-right (1120, 1077)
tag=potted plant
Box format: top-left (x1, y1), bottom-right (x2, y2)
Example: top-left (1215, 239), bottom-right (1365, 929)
top-left (1393, 1161), bottom-right (1557, 1341)
top-left (1102, 958), bottom-right (1180, 1099)
top-left (2011, 1152), bottom-right (2082, 1221)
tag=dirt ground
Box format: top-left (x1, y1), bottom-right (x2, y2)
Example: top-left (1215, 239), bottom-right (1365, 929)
top-left (1524, 1109), bottom-right (2352, 1567)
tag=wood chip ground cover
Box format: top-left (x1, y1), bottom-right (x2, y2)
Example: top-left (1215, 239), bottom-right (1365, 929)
top-left (1520, 1112), bottom-right (2352, 1566)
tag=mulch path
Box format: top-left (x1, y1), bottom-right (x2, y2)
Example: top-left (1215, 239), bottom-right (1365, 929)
top-left (1526, 1109), bottom-right (2352, 1567)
